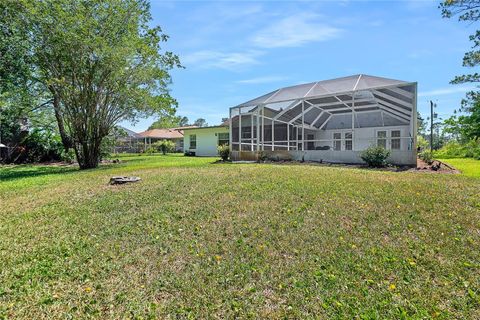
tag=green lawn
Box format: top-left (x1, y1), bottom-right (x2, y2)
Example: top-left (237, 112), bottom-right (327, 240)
top-left (1, 154), bottom-right (479, 319)
top-left (438, 158), bottom-right (480, 178)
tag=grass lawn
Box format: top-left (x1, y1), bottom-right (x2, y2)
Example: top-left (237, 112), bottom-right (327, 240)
top-left (438, 158), bottom-right (480, 178)
top-left (1, 154), bottom-right (479, 319)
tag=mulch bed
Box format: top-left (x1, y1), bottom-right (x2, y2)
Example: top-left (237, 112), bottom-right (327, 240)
top-left (237, 158), bottom-right (459, 174)
top-left (412, 158), bottom-right (459, 174)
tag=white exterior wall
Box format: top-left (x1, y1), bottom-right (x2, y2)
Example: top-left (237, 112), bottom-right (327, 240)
top-left (292, 125), bottom-right (414, 165)
top-left (183, 127), bottom-right (229, 156)
top-left (311, 125), bottom-right (411, 151)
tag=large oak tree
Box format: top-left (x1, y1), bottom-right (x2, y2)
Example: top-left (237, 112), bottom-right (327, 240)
top-left (2, 0), bottom-right (180, 168)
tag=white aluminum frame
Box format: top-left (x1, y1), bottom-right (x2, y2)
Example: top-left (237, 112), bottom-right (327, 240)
top-left (229, 77), bottom-right (417, 163)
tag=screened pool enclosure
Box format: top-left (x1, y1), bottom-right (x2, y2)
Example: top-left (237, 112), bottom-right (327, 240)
top-left (229, 74), bottom-right (417, 165)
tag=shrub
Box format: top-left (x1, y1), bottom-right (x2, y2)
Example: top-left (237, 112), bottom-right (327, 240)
top-left (21, 129), bottom-right (64, 163)
top-left (145, 147), bottom-right (157, 155)
top-left (360, 146), bottom-right (390, 167)
top-left (153, 139), bottom-right (175, 155)
top-left (61, 149), bottom-right (76, 164)
top-left (434, 140), bottom-right (480, 159)
top-left (217, 144), bottom-right (230, 161)
top-left (258, 151), bottom-right (269, 162)
top-left (419, 150), bottom-right (434, 165)
top-left (417, 136), bottom-right (429, 151)
top-left (100, 135), bottom-right (115, 160)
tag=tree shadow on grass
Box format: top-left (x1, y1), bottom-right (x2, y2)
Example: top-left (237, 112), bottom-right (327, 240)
top-left (0, 163), bottom-right (113, 182)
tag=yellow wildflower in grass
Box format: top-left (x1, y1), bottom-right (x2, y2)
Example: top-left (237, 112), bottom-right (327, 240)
top-left (214, 255), bottom-right (222, 263)
top-left (388, 283), bottom-right (396, 291)
top-left (84, 286), bottom-right (92, 293)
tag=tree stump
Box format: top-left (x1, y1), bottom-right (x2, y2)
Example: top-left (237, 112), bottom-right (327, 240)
top-left (109, 176), bottom-right (141, 185)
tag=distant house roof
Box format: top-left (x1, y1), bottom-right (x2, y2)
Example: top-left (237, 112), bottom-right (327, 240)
top-left (137, 128), bottom-right (185, 139)
top-left (117, 126), bottom-right (140, 138)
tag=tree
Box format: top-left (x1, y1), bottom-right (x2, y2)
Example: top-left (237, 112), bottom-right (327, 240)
top-left (417, 111), bottom-right (427, 136)
top-left (443, 101), bottom-right (480, 141)
top-left (193, 118), bottom-right (208, 127)
top-left (440, 0), bottom-right (480, 141)
top-left (148, 115), bottom-right (189, 129)
top-left (178, 116), bottom-right (189, 127)
top-left (441, 1), bottom-right (480, 84)
top-left (153, 139), bottom-right (175, 155)
top-left (149, 115), bottom-right (181, 130)
top-left (1, 0), bottom-right (180, 169)
top-left (1, 0), bottom-right (55, 151)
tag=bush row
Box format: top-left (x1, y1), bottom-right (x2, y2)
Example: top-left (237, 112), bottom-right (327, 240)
top-left (434, 140), bottom-right (480, 160)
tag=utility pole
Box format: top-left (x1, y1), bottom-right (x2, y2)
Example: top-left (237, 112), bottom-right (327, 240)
top-left (430, 100), bottom-right (434, 153)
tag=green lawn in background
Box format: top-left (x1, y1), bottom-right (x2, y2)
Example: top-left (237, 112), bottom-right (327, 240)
top-left (438, 158), bottom-right (480, 178)
top-left (1, 154), bottom-right (479, 319)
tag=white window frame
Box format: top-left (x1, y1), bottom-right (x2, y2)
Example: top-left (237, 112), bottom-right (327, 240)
top-left (375, 128), bottom-right (403, 150)
top-left (217, 132), bottom-right (229, 146)
top-left (391, 130), bottom-right (401, 150)
top-left (333, 132), bottom-right (342, 151)
top-left (189, 134), bottom-right (197, 149)
top-left (332, 130), bottom-right (354, 151)
top-left (376, 130), bottom-right (387, 149)
top-left (344, 131), bottom-right (353, 151)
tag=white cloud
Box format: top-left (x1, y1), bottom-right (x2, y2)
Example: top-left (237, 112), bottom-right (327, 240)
top-left (251, 13), bottom-right (342, 48)
top-left (418, 85), bottom-right (476, 97)
top-left (182, 50), bottom-right (263, 71)
top-left (236, 76), bottom-right (288, 84)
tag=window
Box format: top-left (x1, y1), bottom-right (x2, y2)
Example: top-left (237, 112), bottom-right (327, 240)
top-left (218, 132), bottom-right (229, 146)
top-left (241, 126), bottom-right (251, 139)
top-left (345, 132), bottom-right (353, 151)
top-left (333, 132), bottom-right (342, 151)
top-left (377, 131), bottom-right (387, 149)
top-left (189, 134), bottom-right (196, 149)
top-left (391, 130), bottom-right (401, 150)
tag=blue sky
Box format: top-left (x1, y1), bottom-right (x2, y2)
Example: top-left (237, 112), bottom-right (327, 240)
top-left (123, 0), bottom-right (477, 132)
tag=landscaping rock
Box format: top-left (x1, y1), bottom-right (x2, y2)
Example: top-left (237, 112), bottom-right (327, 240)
top-left (109, 176), bottom-right (141, 185)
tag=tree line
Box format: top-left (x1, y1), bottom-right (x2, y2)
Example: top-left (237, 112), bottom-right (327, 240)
top-left (147, 116), bottom-right (208, 130)
top-left (429, 1), bottom-right (480, 158)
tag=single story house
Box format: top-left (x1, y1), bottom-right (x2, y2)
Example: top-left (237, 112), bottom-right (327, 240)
top-left (136, 127), bottom-right (197, 152)
top-left (229, 74), bottom-right (417, 165)
top-left (183, 123), bottom-right (229, 156)
top-left (113, 126), bottom-right (203, 153)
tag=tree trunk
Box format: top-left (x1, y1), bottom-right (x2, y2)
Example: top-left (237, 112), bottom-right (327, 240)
top-left (75, 139), bottom-right (101, 169)
top-left (78, 154), bottom-right (99, 169)
top-left (52, 94), bottom-right (72, 151)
